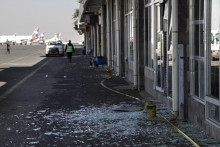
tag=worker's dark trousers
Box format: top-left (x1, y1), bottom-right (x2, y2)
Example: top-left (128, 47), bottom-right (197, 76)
top-left (66, 52), bottom-right (72, 62)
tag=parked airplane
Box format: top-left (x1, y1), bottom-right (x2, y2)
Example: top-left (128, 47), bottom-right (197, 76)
top-left (45, 33), bottom-right (61, 44)
top-left (0, 27), bottom-right (39, 45)
top-left (33, 32), bottom-right (45, 44)
top-left (39, 32), bottom-right (45, 43)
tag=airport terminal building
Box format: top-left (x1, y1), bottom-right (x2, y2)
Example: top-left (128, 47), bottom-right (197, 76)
top-left (76, 0), bottom-right (220, 141)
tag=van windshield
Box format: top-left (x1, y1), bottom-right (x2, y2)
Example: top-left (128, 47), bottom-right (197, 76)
top-left (49, 41), bottom-right (62, 45)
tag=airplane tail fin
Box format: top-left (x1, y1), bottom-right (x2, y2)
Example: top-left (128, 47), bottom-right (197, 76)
top-left (39, 33), bottom-right (45, 41)
top-left (58, 33), bottom-right (61, 40)
top-left (31, 27), bottom-right (39, 40)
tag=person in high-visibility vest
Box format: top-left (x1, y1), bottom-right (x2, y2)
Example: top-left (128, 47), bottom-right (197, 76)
top-left (65, 40), bottom-right (75, 63)
top-left (6, 40), bottom-right (10, 54)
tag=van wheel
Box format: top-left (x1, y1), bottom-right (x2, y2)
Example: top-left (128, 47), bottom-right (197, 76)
top-left (46, 54), bottom-right (49, 57)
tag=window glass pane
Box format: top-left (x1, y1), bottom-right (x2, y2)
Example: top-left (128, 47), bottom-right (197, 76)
top-left (128, 15), bottom-right (130, 59)
top-left (145, 5), bottom-right (154, 68)
top-left (210, 0), bottom-right (220, 99)
top-left (193, 0), bottom-right (204, 57)
top-left (130, 14), bottom-right (133, 61)
top-left (147, 6), bottom-right (154, 68)
top-left (211, 32), bottom-right (220, 60)
top-left (211, 62), bottom-right (219, 98)
top-left (124, 0), bottom-right (128, 13)
top-left (200, 0), bottom-right (204, 20)
top-left (145, 0), bottom-right (153, 4)
top-left (151, 7), bottom-right (154, 68)
top-left (191, 0), bottom-right (205, 99)
top-left (145, 8), bottom-right (149, 66)
top-left (113, 0), bottom-right (116, 20)
top-left (113, 21), bottom-right (116, 55)
top-left (195, 60), bottom-right (199, 96)
top-left (194, 24), bottom-right (200, 56)
top-left (124, 16), bottom-right (128, 58)
top-left (145, 0), bottom-right (148, 4)
top-left (194, 60), bottom-right (204, 99)
top-left (148, 6), bottom-right (152, 67)
top-left (200, 62), bottom-right (205, 98)
top-left (194, 0), bottom-right (200, 20)
top-left (194, 0), bottom-right (204, 20)
top-left (168, 55), bottom-right (172, 97)
top-left (208, 102), bottom-right (219, 123)
top-left (200, 24), bottom-right (204, 57)
top-left (156, 6), bottom-right (161, 87)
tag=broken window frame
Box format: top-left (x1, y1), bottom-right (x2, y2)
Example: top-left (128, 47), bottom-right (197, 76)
top-left (155, 4), bottom-right (163, 91)
top-left (124, 0), bottom-right (133, 62)
top-left (189, 0), bottom-right (205, 102)
top-left (205, 0), bottom-right (220, 126)
top-left (144, 0), bottom-right (171, 95)
top-left (144, 0), bottom-right (158, 69)
top-left (165, 0), bottom-right (173, 99)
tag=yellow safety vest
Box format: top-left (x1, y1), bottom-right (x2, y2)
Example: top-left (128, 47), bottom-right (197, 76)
top-left (66, 45), bottom-right (73, 52)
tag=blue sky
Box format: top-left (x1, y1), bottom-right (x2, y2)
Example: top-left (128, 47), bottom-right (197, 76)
top-left (0, 0), bottom-right (83, 42)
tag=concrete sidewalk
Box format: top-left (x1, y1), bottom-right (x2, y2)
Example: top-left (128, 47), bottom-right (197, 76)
top-left (102, 75), bottom-right (220, 146)
top-left (0, 46), bottom-right (219, 146)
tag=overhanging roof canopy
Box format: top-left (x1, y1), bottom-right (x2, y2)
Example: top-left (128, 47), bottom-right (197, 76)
top-left (79, 0), bottom-right (105, 22)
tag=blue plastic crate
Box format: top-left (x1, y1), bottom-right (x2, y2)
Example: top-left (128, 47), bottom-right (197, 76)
top-left (96, 56), bottom-right (103, 65)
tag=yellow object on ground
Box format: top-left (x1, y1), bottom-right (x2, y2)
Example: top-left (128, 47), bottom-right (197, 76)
top-left (147, 105), bottom-right (156, 118)
top-left (144, 101), bottom-right (153, 110)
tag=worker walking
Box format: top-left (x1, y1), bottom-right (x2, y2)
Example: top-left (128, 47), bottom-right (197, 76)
top-left (65, 40), bottom-right (75, 63)
top-left (6, 40), bottom-right (10, 54)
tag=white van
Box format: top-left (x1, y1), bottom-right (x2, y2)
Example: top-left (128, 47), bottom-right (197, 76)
top-left (45, 41), bottom-right (64, 57)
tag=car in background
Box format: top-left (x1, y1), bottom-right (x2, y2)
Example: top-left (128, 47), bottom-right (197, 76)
top-left (45, 41), bottom-right (64, 57)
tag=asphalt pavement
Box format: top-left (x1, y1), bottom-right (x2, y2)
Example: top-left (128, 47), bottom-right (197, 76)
top-left (0, 45), bottom-right (219, 146)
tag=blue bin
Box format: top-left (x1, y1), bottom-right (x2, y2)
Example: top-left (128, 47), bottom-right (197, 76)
top-left (96, 56), bottom-right (103, 65)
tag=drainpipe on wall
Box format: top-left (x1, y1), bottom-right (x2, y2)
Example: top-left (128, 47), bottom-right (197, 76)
top-left (132, 0), bottom-right (137, 89)
top-left (171, 0), bottom-right (179, 120)
top-left (116, 0), bottom-right (120, 76)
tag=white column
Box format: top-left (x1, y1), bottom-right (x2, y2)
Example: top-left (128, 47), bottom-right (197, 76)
top-left (106, 0), bottom-right (111, 67)
top-left (204, 0), bottom-right (211, 98)
top-left (86, 29), bottom-right (91, 54)
top-left (93, 25), bottom-right (97, 57)
top-left (101, 5), bottom-right (105, 57)
top-left (132, 0), bottom-right (137, 88)
top-left (90, 25), bottom-right (94, 56)
top-left (97, 24), bottom-right (100, 57)
top-left (86, 31), bottom-right (89, 54)
top-left (110, 0), bottom-right (114, 68)
top-left (172, 0), bottom-right (179, 114)
top-left (116, 0), bottom-right (120, 75)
